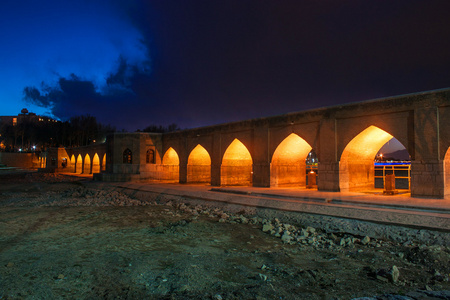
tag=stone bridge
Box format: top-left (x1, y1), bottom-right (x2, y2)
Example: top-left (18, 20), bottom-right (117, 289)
top-left (51, 89), bottom-right (450, 199)
top-left (45, 144), bottom-right (107, 174)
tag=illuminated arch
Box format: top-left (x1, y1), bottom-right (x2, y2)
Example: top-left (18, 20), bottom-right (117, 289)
top-left (92, 153), bottom-right (100, 174)
top-left (221, 138), bottom-right (253, 186)
top-left (70, 155), bottom-right (76, 173)
top-left (101, 154), bottom-right (106, 171)
top-left (83, 154), bottom-right (91, 174)
top-left (162, 147), bottom-right (180, 181)
top-left (339, 126), bottom-right (393, 192)
top-left (76, 154), bottom-right (83, 174)
top-left (187, 144), bottom-right (211, 183)
top-left (271, 133), bottom-right (312, 187)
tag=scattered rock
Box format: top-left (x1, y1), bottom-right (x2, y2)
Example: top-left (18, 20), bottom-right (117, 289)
top-left (259, 273), bottom-right (268, 281)
top-left (389, 266), bottom-right (400, 283)
top-left (361, 236), bottom-right (370, 245)
top-left (281, 231), bottom-right (293, 243)
top-left (262, 223), bottom-right (274, 232)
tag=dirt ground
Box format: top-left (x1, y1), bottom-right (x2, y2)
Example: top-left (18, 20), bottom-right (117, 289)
top-left (0, 174), bottom-right (449, 299)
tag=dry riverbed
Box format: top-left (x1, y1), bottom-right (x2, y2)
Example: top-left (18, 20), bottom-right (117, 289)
top-left (0, 173), bottom-right (449, 299)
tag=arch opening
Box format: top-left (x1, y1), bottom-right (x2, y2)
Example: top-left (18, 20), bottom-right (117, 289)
top-left (76, 154), bottom-right (83, 174)
top-left (374, 137), bottom-right (411, 191)
top-left (83, 154), bottom-right (91, 174)
top-left (101, 154), bottom-right (106, 171)
top-left (70, 155), bottom-right (76, 173)
top-left (339, 125), bottom-right (409, 192)
top-left (92, 153), bottom-right (100, 174)
top-left (187, 144), bottom-right (211, 184)
top-left (123, 149), bottom-right (132, 164)
top-left (221, 139), bottom-right (253, 186)
top-left (146, 149), bottom-right (155, 164)
top-left (162, 147), bottom-right (179, 181)
top-left (270, 133), bottom-right (312, 187)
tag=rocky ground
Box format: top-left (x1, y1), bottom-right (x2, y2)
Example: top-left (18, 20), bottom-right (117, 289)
top-left (0, 173), bottom-right (449, 299)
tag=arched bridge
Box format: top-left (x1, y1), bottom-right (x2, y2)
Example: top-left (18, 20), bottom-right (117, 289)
top-left (44, 144), bottom-right (107, 175)
top-left (52, 89), bottom-right (450, 199)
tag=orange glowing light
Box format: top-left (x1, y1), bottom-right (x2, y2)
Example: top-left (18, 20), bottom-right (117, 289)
top-left (92, 153), bottom-right (100, 174)
top-left (162, 147), bottom-right (180, 181)
top-left (102, 154), bottom-right (106, 171)
top-left (187, 144), bottom-right (211, 183)
top-left (271, 133), bottom-right (312, 165)
top-left (270, 133), bottom-right (312, 187)
top-left (163, 147), bottom-right (179, 165)
top-left (340, 125), bottom-right (394, 192)
top-left (188, 144), bottom-right (211, 166)
top-left (222, 139), bottom-right (252, 166)
top-left (76, 154), bottom-right (83, 174)
top-left (221, 139), bottom-right (253, 186)
top-left (84, 154), bottom-right (91, 174)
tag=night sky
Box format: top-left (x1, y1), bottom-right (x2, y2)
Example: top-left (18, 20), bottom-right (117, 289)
top-left (1, 0), bottom-right (450, 132)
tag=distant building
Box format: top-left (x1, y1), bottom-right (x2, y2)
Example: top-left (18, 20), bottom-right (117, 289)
top-left (0, 108), bottom-right (58, 126)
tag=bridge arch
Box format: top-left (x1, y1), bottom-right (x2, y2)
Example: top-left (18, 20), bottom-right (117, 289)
top-left (339, 125), bottom-right (394, 192)
top-left (101, 154), bottom-right (106, 171)
top-left (83, 154), bottom-right (91, 174)
top-left (70, 155), bottom-right (76, 173)
top-left (270, 133), bottom-right (312, 187)
top-left (76, 154), bottom-right (83, 174)
top-left (187, 144), bottom-right (211, 184)
top-left (92, 153), bottom-right (100, 174)
top-left (221, 138), bottom-right (253, 186)
top-left (162, 147), bottom-right (180, 181)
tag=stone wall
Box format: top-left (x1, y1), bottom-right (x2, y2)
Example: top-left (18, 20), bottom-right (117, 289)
top-left (98, 88), bottom-right (450, 198)
top-left (0, 152), bottom-right (40, 169)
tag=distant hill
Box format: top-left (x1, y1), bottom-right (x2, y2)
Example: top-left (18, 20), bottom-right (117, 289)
top-left (383, 149), bottom-right (410, 161)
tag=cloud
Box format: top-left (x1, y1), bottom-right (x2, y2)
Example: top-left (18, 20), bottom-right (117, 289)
top-left (22, 56), bottom-right (154, 129)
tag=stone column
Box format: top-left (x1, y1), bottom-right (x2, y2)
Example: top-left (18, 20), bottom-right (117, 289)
top-left (210, 133), bottom-right (222, 186)
top-left (252, 126), bottom-right (271, 187)
top-left (411, 160), bottom-right (444, 197)
top-left (179, 162), bottom-right (187, 183)
top-left (410, 106), bottom-right (444, 198)
top-left (317, 118), bottom-right (340, 191)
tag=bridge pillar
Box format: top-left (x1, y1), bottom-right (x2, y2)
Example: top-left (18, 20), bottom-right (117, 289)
top-left (410, 106), bottom-right (443, 198)
top-left (317, 117), bottom-right (340, 192)
top-left (252, 163), bottom-right (270, 187)
top-left (411, 160), bottom-right (444, 198)
top-left (179, 162), bottom-right (187, 183)
top-left (211, 163), bottom-right (221, 186)
top-left (318, 162), bottom-right (340, 191)
top-left (252, 126), bottom-right (270, 187)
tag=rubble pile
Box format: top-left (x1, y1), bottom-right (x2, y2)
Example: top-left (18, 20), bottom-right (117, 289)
top-left (51, 187), bottom-right (152, 206)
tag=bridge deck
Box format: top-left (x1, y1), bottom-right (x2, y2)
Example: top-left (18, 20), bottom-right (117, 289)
top-left (109, 181), bottom-right (450, 231)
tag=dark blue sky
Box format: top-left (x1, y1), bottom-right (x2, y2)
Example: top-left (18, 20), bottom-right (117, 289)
top-left (1, 0), bottom-right (450, 133)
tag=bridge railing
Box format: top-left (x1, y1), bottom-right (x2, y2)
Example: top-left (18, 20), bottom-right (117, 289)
top-left (374, 163), bottom-right (410, 190)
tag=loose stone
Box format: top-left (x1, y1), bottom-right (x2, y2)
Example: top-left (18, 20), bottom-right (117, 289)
top-left (361, 236), bottom-right (371, 245)
top-left (389, 265), bottom-right (400, 283)
top-left (262, 223), bottom-right (274, 232)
